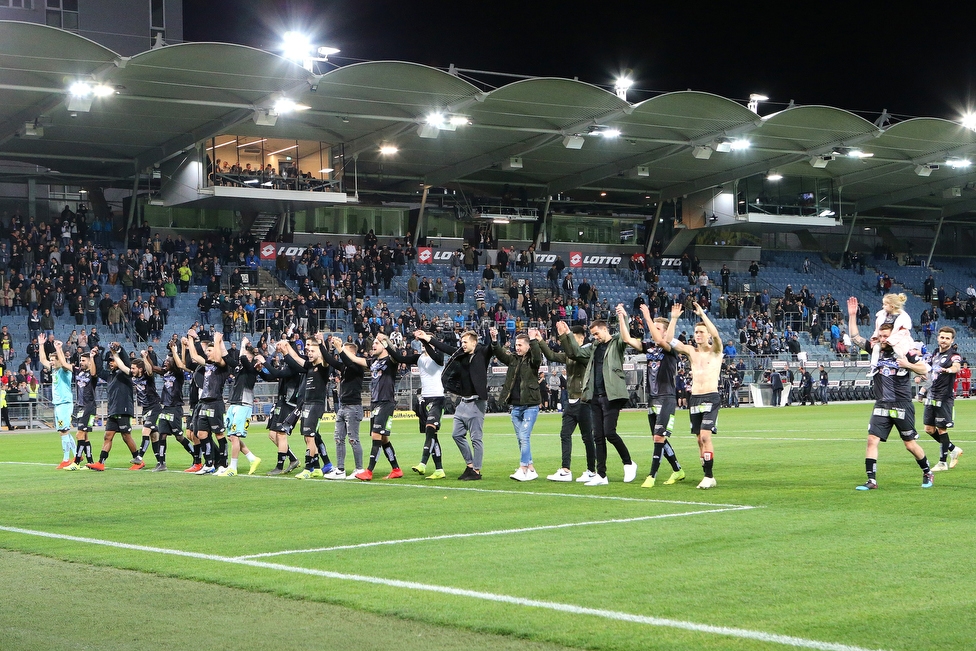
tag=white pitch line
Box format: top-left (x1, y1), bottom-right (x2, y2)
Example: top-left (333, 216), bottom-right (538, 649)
top-left (0, 524), bottom-right (887, 651)
top-left (0, 461), bottom-right (749, 508)
top-left (236, 506), bottom-right (754, 560)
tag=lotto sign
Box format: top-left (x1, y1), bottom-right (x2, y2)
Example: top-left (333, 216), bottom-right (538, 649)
top-left (417, 247), bottom-right (433, 264)
top-left (569, 251), bottom-right (583, 267)
top-left (260, 242), bottom-right (276, 260)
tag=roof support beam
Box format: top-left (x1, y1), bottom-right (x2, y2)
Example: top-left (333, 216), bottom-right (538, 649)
top-left (660, 153), bottom-right (807, 201)
top-left (853, 171), bottom-right (976, 213)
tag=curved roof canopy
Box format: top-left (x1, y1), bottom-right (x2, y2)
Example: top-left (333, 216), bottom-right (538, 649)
top-left (3, 20), bottom-right (976, 224)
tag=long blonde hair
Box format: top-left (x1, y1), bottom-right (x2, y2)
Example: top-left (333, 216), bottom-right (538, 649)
top-left (882, 293), bottom-right (907, 314)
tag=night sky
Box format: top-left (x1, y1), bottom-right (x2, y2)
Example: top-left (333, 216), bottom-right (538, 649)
top-left (182, 1), bottom-right (976, 123)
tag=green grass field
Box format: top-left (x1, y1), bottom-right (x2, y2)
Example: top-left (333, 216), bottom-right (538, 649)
top-left (1, 402), bottom-right (974, 651)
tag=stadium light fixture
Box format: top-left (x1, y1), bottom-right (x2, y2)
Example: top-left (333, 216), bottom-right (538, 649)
top-left (747, 93), bottom-right (768, 114)
top-left (914, 164), bottom-right (936, 177)
top-left (947, 158), bottom-right (972, 169)
top-left (614, 76), bottom-right (634, 100)
top-left (66, 80), bottom-right (114, 112)
top-left (273, 98), bottom-right (309, 114)
top-left (379, 145), bottom-right (398, 155)
top-left (599, 128), bottom-right (621, 138)
top-left (281, 31), bottom-right (313, 63)
top-left (766, 171), bottom-right (783, 181)
top-left (961, 112), bottom-right (976, 131)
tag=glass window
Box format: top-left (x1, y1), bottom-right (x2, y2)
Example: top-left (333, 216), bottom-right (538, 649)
top-left (46, 0), bottom-right (59, 7)
top-left (45, 9), bottom-right (60, 26)
top-left (62, 9), bottom-right (77, 29)
top-left (62, 0), bottom-right (77, 10)
top-left (150, 0), bottom-right (164, 28)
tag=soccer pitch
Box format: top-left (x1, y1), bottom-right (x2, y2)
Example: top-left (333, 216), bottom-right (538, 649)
top-left (1, 402), bottom-right (974, 651)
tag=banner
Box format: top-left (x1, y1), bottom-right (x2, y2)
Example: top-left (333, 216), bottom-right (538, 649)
top-left (569, 251), bottom-right (583, 267)
top-left (417, 247), bottom-right (433, 264)
top-left (259, 242), bottom-right (276, 261)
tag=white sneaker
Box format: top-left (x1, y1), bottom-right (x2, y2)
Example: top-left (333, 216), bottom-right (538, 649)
top-left (214, 466), bottom-right (228, 476)
top-left (697, 476), bottom-right (717, 489)
top-left (547, 469), bottom-right (573, 482)
top-left (584, 475), bottom-right (609, 486)
top-left (524, 469), bottom-right (539, 481)
top-left (345, 469), bottom-right (364, 479)
top-left (510, 468), bottom-right (527, 481)
top-left (949, 446), bottom-right (963, 468)
top-left (931, 461), bottom-right (949, 472)
top-left (622, 462), bottom-right (638, 483)
top-left (323, 468), bottom-right (346, 479)
top-left (576, 470), bottom-right (597, 483)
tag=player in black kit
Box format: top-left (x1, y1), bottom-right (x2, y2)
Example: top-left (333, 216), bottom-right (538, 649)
top-left (285, 333), bottom-right (336, 480)
top-left (129, 350), bottom-right (163, 471)
top-left (923, 326), bottom-right (964, 472)
top-left (353, 334), bottom-right (403, 481)
top-left (260, 340), bottom-right (303, 475)
top-left (847, 298), bottom-right (933, 490)
top-left (87, 344), bottom-right (139, 470)
top-left (635, 303), bottom-right (685, 487)
top-left (152, 339), bottom-right (194, 472)
top-left (186, 332), bottom-right (230, 475)
top-left (65, 348), bottom-right (100, 470)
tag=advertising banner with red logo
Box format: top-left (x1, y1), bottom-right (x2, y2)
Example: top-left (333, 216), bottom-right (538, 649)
top-left (260, 242), bottom-right (277, 261)
top-left (568, 251), bottom-right (583, 267)
top-left (417, 247), bottom-right (433, 264)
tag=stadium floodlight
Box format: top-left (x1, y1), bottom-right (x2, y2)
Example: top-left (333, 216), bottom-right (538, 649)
top-left (730, 139), bottom-right (751, 150)
top-left (425, 112), bottom-right (445, 127)
top-left (961, 112), bottom-right (976, 131)
top-left (449, 115), bottom-right (470, 126)
top-left (947, 158), bottom-right (972, 169)
top-left (281, 31), bottom-right (313, 63)
top-left (66, 80), bottom-right (114, 112)
top-left (599, 128), bottom-right (621, 138)
top-left (379, 145), bottom-right (398, 155)
top-left (273, 98), bottom-right (309, 114)
top-left (317, 46), bottom-right (340, 59)
top-left (766, 171), bottom-right (783, 181)
top-left (614, 76), bottom-right (634, 100)
top-left (747, 93), bottom-right (768, 114)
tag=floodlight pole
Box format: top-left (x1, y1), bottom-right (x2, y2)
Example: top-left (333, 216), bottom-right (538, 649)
top-left (842, 212), bottom-right (858, 258)
top-left (644, 200), bottom-right (664, 255)
top-left (533, 195), bottom-right (551, 249)
top-left (124, 168), bottom-right (140, 249)
top-left (415, 185), bottom-right (430, 248)
top-left (926, 209), bottom-right (946, 268)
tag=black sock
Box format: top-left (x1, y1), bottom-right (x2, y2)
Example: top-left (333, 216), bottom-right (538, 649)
top-left (304, 454), bottom-right (314, 471)
top-left (99, 450), bottom-right (108, 463)
top-left (663, 441), bottom-right (681, 471)
top-left (175, 434), bottom-right (194, 456)
top-left (368, 440), bottom-right (381, 471)
top-left (938, 434), bottom-right (952, 462)
top-left (917, 456), bottom-right (930, 474)
top-left (286, 448), bottom-right (298, 462)
top-left (85, 441), bottom-right (94, 463)
top-left (138, 435), bottom-right (151, 458)
top-left (276, 452), bottom-right (286, 469)
top-left (421, 432), bottom-right (434, 464)
top-left (216, 438), bottom-right (227, 467)
top-left (866, 458), bottom-right (877, 481)
top-left (151, 439), bottom-right (161, 461)
top-left (191, 443), bottom-right (201, 464)
top-left (383, 442), bottom-right (399, 469)
top-left (201, 439), bottom-right (214, 466)
top-left (74, 441), bottom-right (84, 464)
top-left (314, 434), bottom-right (331, 466)
top-left (701, 451), bottom-right (714, 478)
top-left (650, 442), bottom-right (664, 478)
top-left (156, 439), bottom-right (166, 463)
top-left (430, 435), bottom-right (442, 470)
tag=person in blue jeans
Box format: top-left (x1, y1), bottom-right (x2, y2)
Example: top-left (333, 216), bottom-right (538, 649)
top-left (490, 327), bottom-right (542, 482)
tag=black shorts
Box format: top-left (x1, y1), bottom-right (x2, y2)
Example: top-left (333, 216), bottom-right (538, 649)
top-left (300, 402), bottom-right (325, 437)
top-left (648, 396), bottom-right (677, 437)
top-left (371, 401), bottom-right (396, 436)
top-left (689, 392), bottom-right (720, 434)
top-left (194, 400), bottom-right (225, 435)
top-left (419, 396), bottom-right (445, 433)
top-left (922, 397), bottom-right (954, 430)
top-left (141, 405), bottom-right (162, 431)
top-left (187, 403), bottom-right (202, 432)
top-left (156, 406), bottom-right (184, 436)
top-left (279, 403), bottom-right (301, 434)
top-left (106, 414), bottom-right (132, 434)
top-left (868, 401), bottom-right (917, 442)
top-left (72, 403), bottom-right (96, 432)
top-left (268, 401), bottom-right (297, 434)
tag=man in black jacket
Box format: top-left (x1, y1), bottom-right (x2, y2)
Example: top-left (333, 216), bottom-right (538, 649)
top-left (432, 330), bottom-right (495, 480)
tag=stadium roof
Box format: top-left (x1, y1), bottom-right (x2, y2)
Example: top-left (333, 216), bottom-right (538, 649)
top-left (3, 20), bottom-right (976, 225)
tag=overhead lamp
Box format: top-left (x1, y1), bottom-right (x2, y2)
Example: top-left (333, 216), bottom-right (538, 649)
top-left (946, 158), bottom-right (972, 169)
top-left (712, 139), bottom-right (733, 153)
top-left (692, 145), bottom-right (713, 160)
top-left (599, 128), bottom-right (621, 138)
top-left (418, 123), bottom-right (440, 139)
top-left (766, 171), bottom-right (783, 181)
top-left (563, 135), bottom-right (585, 149)
top-left (449, 115), bottom-right (470, 126)
top-left (492, 218), bottom-right (510, 224)
top-left (281, 31), bottom-right (313, 63)
top-left (833, 147), bottom-right (873, 158)
top-left (237, 138), bottom-right (266, 148)
top-left (317, 46), bottom-right (340, 59)
top-left (66, 81), bottom-right (113, 112)
top-left (914, 164), bottom-right (936, 177)
top-left (267, 144), bottom-right (298, 156)
top-left (810, 155), bottom-right (833, 168)
top-left (747, 93), bottom-right (768, 114)
top-left (379, 145), bottom-right (398, 155)
top-left (961, 112), bottom-right (976, 131)
top-left (273, 98), bottom-right (309, 114)
top-left (729, 139), bottom-right (751, 150)
top-left (425, 112), bottom-right (445, 127)
top-left (502, 156), bottom-right (523, 170)
top-left (252, 109), bottom-right (277, 126)
top-left (636, 166), bottom-right (649, 177)
top-left (614, 76), bottom-right (634, 100)
top-left (319, 168), bottom-right (334, 173)
top-left (819, 209), bottom-right (835, 217)
top-left (243, 178), bottom-right (259, 184)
